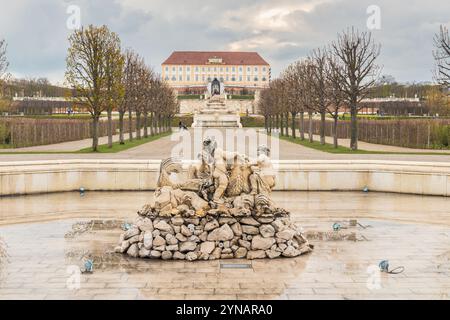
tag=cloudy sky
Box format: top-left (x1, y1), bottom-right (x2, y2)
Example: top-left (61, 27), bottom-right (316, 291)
top-left (0, 0), bottom-right (449, 85)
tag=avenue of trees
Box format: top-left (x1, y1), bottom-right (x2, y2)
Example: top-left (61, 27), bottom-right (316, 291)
top-left (259, 28), bottom-right (381, 150)
top-left (65, 25), bottom-right (177, 151)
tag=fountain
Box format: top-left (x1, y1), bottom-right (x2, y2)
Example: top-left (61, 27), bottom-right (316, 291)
top-left (115, 138), bottom-right (313, 261)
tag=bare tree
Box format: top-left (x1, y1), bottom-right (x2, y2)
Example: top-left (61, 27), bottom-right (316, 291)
top-left (66, 25), bottom-right (122, 151)
top-left (326, 53), bottom-right (346, 148)
top-left (433, 25), bottom-right (450, 89)
top-left (331, 28), bottom-right (381, 150)
top-left (119, 50), bottom-right (138, 144)
top-left (104, 36), bottom-right (124, 148)
top-left (309, 48), bottom-right (330, 145)
top-left (0, 39), bottom-right (9, 97)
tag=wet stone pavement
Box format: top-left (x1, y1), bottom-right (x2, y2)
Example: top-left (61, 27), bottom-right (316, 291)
top-left (0, 191), bottom-right (449, 300)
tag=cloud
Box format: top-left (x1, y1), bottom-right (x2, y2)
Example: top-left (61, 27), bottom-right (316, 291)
top-left (0, 0), bottom-right (449, 84)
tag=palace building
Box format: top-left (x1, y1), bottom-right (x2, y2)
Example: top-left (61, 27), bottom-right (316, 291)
top-left (161, 51), bottom-right (271, 94)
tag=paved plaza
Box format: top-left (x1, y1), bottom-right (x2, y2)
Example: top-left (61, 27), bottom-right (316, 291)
top-left (0, 191), bottom-right (449, 300)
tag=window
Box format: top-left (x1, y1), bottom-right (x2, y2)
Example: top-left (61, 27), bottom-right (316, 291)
top-left (239, 67), bottom-right (243, 73)
top-left (207, 77), bottom-right (212, 82)
top-left (262, 67), bottom-right (266, 72)
top-left (247, 76), bottom-right (251, 81)
top-left (226, 76), bottom-right (229, 81)
top-left (179, 66), bottom-right (183, 72)
top-left (220, 67), bottom-right (223, 72)
top-left (208, 67), bottom-right (211, 72)
top-left (187, 67), bottom-right (191, 72)
top-left (247, 67), bottom-right (251, 72)
top-left (220, 77), bottom-right (224, 82)
top-left (195, 66), bottom-right (199, 72)
top-left (171, 76), bottom-right (176, 81)
top-left (214, 67), bottom-right (217, 72)
top-left (262, 77), bottom-right (267, 81)
top-left (232, 76), bottom-right (236, 81)
top-left (179, 75), bottom-right (183, 81)
top-left (239, 76), bottom-right (242, 81)
top-left (172, 67), bottom-right (176, 72)
top-left (187, 75), bottom-right (190, 81)
top-left (195, 75), bottom-right (199, 81)
top-left (202, 67), bottom-right (205, 72)
top-left (202, 75), bottom-right (205, 81)
top-left (226, 67), bottom-right (229, 72)
top-left (255, 67), bottom-right (258, 72)
top-left (232, 67), bottom-right (236, 72)
top-left (165, 76), bottom-right (169, 81)
top-left (254, 76), bottom-right (259, 81)
top-left (165, 66), bottom-right (169, 72)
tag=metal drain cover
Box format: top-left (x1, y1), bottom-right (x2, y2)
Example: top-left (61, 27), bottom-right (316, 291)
top-left (220, 263), bottom-right (252, 269)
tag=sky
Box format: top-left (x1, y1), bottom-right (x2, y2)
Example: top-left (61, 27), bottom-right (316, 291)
top-left (0, 0), bottom-right (449, 86)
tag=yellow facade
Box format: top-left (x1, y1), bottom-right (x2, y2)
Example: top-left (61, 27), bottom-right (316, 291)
top-left (161, 63), bottom-right (270, 89)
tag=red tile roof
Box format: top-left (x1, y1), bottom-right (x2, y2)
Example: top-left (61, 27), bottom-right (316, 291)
top-left (162, 51), bottom-right (269, 66)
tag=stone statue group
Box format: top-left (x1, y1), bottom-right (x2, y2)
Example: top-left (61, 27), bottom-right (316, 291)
top-left (115, 137), bottom-right (313, 261)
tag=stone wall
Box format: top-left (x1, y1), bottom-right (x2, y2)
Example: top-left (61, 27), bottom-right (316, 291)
top-left (179, 99), bottom-right (257, 115)
top-left (1, 160), bottom-right (449, 197)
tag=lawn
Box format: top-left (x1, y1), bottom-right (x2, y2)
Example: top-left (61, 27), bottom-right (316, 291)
top-left (0, 132), bottom-right (171, 154)
top-left (279, 135), bottom-right (450, 155)
top-left (76, 132), bottom-right (172, 153)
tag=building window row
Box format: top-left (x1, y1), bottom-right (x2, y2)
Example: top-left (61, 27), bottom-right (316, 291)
top-left (165, 65), bottom-right (267, 75)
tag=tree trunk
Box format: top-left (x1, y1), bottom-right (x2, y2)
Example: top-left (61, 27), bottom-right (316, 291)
top-left (119, 111), bottom-right (125, 145)
top-left (291, 112), bottom-right (296, 139)
top-left (300, 112), bottom-right (305, 140)
top-left (264, 116), bottom-right (268, 133)
top-left (128, 109), bottom-right (133, 141)
top-left (136, 112), bottom-right (141, 139)
top-left (107, 109), bottom-right (113, 148)
top-left (320, 111), bottom-right (326, 145)
top-left (280, 113), bottom-right (284, 136)
top-left (143, 111), bottom-right (148, 138)
top-left (159, 114), bottom-right (162, 134)
top-left (150, 112), bottom-right (155, 136)
top-left (333, 115), bottom-right (339, 148)
top-left (350, 103), bottom-right (358, 150)
top-left (308, 112), bottom-right (313, 143)
top-left (92, 115), bottom-right (99, 152)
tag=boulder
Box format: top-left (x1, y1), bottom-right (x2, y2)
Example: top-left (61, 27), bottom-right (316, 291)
top-left (242, 225), bottom-right (259, 235)
top-left (282, 246), bottom-right (301, 258)
top-left (210, 247), bottom-right (222, 260)
top-left (259, 224), bottom-right (275, 238)
top-left (207, 224), bottom-right (234, 241)
top-left (143, 232), bottom-right (153, 249)
top-left (124, 228), bottom-right (140, 240)
top-left (238, 239), bottom-right (251, 250)
top-left (161, 251), bottom-right (173, 260)
top-left (166, 244), bottom-right (179, 251)
top-left (137, 218), bottom-right (154, 232)
top-left (166, 234), bottom-right (178, 245)
top-left (181, 225), bottom-right (193, 237)
top-left (179, 241), bottom-right (197, 253)
top-left (200, 241), bottom-right (216, 255)
top-left (173, 252), bottom-right (186, 260)
top-left (127, 244), bottom-right (139, 258)
top-left (185, 252), bottom-right (198, 261)
top-left (231, 223), bottom-right (243, 237)
top-left (171, 217), bottom-right (185, 226)
top-left (271, 220), bottom-right (286, 232)
top-left (240, 217), bottom-right (261, 226)
top-left (150, 250), bottom-right (162, 259)
top-left (153, 235), bottom-right (166, 247)
top-left (176, 233), bottom-right (188, 242)
top-left (251, 236), bottom-right (276, 251)
top-left (128, 235), bottom-right (140, 244)
top-left (247, 250), bottom-right (267, 260)
top-left (235, 247), bottom-right (248, 258)
top-left (120, 240), bottom-right (130, 253)
top-left (276, 229), bottom-right (296, 241)
top-left (139, 247), bottom-right (151, 258)
top-left (154, 220), bottom-right (174, 234)
top-left (204, 219), bottom-right (220, 232)
top-left (266, 249), bottom-right (282, 259)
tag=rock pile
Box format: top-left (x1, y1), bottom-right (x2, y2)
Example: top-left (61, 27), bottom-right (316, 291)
top-left (115, 210), bottom-right (313, 261)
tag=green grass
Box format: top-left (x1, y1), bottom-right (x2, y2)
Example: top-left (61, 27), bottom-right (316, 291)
top-left (0, 131), bottom-right (171, 154)
top-left (25, 114), bottom-right (98, 120)
top-left (76, 132), bottom-right (172, 153)
top-left (177, 95), bottom-right (202, 100)
top-left (230, 95), bottom-right (255, 100)
top-left (278, 134), bottom-right (450, 155)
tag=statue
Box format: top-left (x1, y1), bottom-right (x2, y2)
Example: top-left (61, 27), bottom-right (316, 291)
top-left (115, 138), bottom-right (313, 261)
top-left (249, 145), bottom-right (276, 196)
